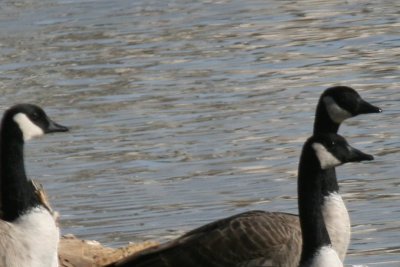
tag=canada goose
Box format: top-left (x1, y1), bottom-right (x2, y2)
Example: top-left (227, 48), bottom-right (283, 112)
top-left (311, 86), bottom-right (381, 260)
top-left (0, 104), bottom-right (68, 267)
top-left (108, 87), bottom-right (380, 267)
top-left (298, 133), bottom-right (373, 267)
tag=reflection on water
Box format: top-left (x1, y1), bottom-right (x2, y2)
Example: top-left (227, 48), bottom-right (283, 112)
top-left (0, 0), bottom-right (400, 266)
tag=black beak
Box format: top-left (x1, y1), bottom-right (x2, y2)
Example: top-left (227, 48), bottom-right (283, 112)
top-left (357, 99), bottom-right (382, 114)
top-left (346, 146), bottom-right (374, 163)
top-left (46, 119), bottom-right (69, 133)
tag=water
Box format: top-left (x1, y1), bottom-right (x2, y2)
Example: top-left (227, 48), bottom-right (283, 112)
top-left (0, 0), bottom-right (399, 266)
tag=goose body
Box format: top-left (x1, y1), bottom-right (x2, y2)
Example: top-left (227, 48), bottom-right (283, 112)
top-left (0, 104), bottom-right (68, 267)
top-left (109, 87), bottom-right (380, 267)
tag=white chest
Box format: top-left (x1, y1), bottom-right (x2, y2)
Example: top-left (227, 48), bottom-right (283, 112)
top-left (309, 246), bottom-right (343, 267)
top-left (321, 192), bottom-right (350, 261)
top-left (0, 206), bottom-right (60, 267)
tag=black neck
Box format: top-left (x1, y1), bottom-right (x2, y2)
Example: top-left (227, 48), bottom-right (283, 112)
top-left (1, 123), bottom-right (39, 221)
top-left (320, 168), bottom-right (339, 196)
top-left (313, 101), bottom-right (340, 134)
top-left (298, 143), bottom-right (333, 266)
top-left (313, 101), bottom-right (340, 196)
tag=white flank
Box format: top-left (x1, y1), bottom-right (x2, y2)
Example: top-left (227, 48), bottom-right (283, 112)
top-left (0, 206), bottom-right (60, 267)
top-left (312, 143), bottom-right (341, 169)
top-left (322, 192), bottom-right (350, 261)
top-left (310, 246), bottom-right (343, 267)
top-left (13, 113), bottom-right (44, 141)
top-left (323, 96), bottom-right (352, 124)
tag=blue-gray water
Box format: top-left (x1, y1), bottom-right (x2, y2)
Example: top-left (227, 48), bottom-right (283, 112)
top-left (0, 0), bottom-right (399, 266)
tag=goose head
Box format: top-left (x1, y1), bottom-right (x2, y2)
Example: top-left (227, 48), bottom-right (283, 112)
top-left (310, 133), bottom-right (374, 170)
top-left (320, 86), bottom-right (381, 124)
top-left (2, 104), bottom-right (68, 142)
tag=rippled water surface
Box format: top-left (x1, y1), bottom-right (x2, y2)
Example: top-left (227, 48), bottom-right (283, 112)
top-left (0, 0), bottom-right (400, 266)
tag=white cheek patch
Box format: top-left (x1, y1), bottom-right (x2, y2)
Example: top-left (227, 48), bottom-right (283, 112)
top-left (323, 96), bottom-right (352, 124)
top-left (312, 143), bottom-right (341, 170)
top-left (13, 113), bottom-right (44, 141)
top-left (311, 246), bottom-right (343, 267)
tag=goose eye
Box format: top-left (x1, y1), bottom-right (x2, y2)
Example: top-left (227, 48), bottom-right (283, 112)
top-left (31, 112), bottom-right (40, 121)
